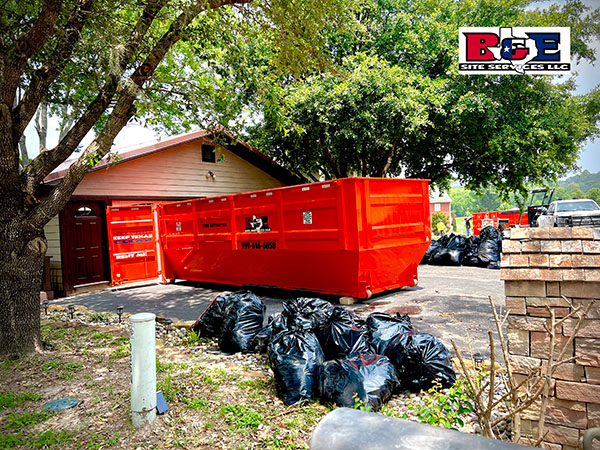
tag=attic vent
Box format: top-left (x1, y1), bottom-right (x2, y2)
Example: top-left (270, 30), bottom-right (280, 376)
top-left (202, 145), bottom-right (216, 163)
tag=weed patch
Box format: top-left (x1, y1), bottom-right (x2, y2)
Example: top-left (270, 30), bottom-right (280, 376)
top-left (3, 411), bottom-right (53, 430)
top-left (91, 331), bottom-right (112, 341)
top-left (220, 404), bottom-right (264, 430)
top-left (110, 343), bottom-right (129, 359)
top-left (88, 312), bottom-right (108, 323)
top-left (184, 395), bottom-right (209, 411)
top-left (42, 360), bottom-right (81, 380)
top-left (31, 429), bottom-right (75, 448)
top-left (0, 391), bottom-right (41, 410)
top-left (86, 432), bottom-right (120, 449)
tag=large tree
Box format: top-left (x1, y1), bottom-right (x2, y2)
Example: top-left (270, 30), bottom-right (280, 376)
top-left (248, 0), bottom-right (600, 195)
top-left (0, 0), bottom-right (353, 358)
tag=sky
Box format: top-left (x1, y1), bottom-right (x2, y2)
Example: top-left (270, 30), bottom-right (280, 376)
top-left (532, 0), bottom-right (600, 173)
top-left (23, 0), bottom-right (600, 175)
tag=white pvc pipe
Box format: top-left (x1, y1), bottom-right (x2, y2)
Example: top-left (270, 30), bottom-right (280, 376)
top-left (130, 312), bottom-right (157, 427)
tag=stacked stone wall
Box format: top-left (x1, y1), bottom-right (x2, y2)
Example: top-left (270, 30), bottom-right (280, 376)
top-left (501, 227), bottom-right (600, 449)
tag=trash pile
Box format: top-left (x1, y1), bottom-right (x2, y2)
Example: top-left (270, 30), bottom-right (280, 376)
top-left (421, 225), bottom-right (502, 269)
top-left (192, 292), bottom-right (456, 410)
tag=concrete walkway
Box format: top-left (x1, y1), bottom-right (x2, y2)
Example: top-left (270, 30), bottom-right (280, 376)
top-left (53, 265), bottom-right (504, 356)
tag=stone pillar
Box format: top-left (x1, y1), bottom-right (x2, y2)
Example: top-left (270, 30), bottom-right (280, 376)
top-left (501, 227), bottom-right (600, 449)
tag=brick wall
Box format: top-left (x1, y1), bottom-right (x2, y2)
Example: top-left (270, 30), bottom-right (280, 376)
top-left (501, 227), bottom-right (600, 449)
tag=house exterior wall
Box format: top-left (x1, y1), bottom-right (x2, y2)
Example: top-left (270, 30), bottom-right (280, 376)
top-left (71, 138), bottom-right (284, 199)
top-left (44, 215), bottom-right (61, 264)
top-left (429, 202), bottom-right (451, 217)
top-left (46, 137), bottom-right (288, 295)
top-left (43, 215), bottom-right (63, 293)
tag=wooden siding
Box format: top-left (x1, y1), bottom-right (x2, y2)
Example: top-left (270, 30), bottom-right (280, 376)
top-left (72, 138), bottom-right (284, 199)
top-left (44, 215), bottom-right (62, 264)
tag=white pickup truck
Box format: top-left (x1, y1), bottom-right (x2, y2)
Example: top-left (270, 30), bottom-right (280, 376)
top-left (536, 199), bottom-right (600, 227)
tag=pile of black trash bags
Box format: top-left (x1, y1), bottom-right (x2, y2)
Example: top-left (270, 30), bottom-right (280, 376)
top-left (192, 291), bottom-right (456, 410)
top-left (422, 225), bottom-right (502, 269)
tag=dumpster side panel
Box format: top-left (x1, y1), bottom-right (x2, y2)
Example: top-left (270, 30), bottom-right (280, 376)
top-left (107, 205), bottom-right (159, 285)
top-left (356, 178), bottom-right (430, 295)
top-left (473, 211), bottom-right (499, 236)
top-left (159, 177), bottom-right (429, 298)
top-left (160, 180), bottom-right (362, 296)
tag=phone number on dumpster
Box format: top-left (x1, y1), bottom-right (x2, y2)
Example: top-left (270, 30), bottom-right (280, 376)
top-left (240, 241), bottom-right (277, 250)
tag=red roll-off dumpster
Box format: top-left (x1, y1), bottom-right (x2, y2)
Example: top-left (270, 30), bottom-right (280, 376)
top-left (158, 177), bottom-right (431, 298)
top-left (107, 204), bottom-right (162, 285)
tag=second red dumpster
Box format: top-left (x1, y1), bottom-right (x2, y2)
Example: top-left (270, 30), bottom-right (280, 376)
top-left (157, 177), bottom-right (430, 299)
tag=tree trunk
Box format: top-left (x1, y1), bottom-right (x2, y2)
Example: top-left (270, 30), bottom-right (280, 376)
top-left (0, 205), bottom-right (46, 358)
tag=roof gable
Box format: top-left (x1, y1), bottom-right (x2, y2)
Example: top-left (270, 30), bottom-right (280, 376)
top-left (44, 130), bottom-right (303, 186)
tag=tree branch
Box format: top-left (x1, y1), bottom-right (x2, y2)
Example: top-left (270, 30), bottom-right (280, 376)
top-left (26, 0), bottom-right (252, 229)
top-left (0, 0), bottom-right (63, 109)
top-left (11, 0), bottom-right (93, 143)
top-left (21, 0), bottom-right (169, 194)
top-left (34, 102), bottom-right (48, 152)
top-left (374, 137), bottom-right (398, 177)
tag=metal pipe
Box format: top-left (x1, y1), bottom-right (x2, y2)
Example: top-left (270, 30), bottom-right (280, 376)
top-left (129, 313), bottom-right (157, 427)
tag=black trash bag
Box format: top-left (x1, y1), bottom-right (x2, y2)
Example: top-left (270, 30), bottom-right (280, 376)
top-left (366, 312), bottom-right (413, 355)
top-left (289, 297), bottom-right (334, 319)
top-left (251, 298), bottom-right (331, 352)
top-left (446, 234), bottom-right (467, 251)
top-left (487, 261), bottom-right (501, 270)
top-left (447, 248), bottom-right (464, 266)
top-left (462, 235), bottom-right (482, 267)
top-left (428, 248), bottom-right (451, 265)
top-left (316, 307), bottom-right (370, 360)
top-left (219, 291), bottom-right (265, 353)
top-left (251, 309), bottom-right (307, 353)
top-left (268, 329), bottom-right (325, 405)
top-left (281, 299), bottom-right (327, 331)
top-left (429, 248), bottom-right (464, 266)
top-left (478, 225), bottom-right (503, 265)
top-left (320, 352), bottom-right (399, 411)
top-left (421, 239), bottom-right (444, 264)
top-left (251, 321), bottom-right (274, 354)
top-left (437, 234), bottom-right (451, 247)
top-left (385, 331), bottom-right (456, 391)
top-left (191, 294), bottom-right (228, 338)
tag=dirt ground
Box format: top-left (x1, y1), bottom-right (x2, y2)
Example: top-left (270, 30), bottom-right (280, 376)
top-left (0, 308), bottom-right (498, 450)
top-left (1, 314), bottom-right (329, 449)
top-left (1, 264), bottom-right (508, 449)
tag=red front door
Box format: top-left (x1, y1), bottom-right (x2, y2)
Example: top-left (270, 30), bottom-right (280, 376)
top-left (62, 201), bottom-right (108, 290)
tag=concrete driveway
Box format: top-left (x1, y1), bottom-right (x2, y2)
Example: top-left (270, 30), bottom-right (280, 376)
top-left (53, 265), bottom-right (504, 356)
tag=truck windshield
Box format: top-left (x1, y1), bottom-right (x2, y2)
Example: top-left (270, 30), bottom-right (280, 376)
top-left (557, 201), bottom-right (600, 212)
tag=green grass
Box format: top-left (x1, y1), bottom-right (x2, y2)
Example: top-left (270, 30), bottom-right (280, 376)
top-left (156, 358), bottom-right (175, 373)
top-left (91, 331), bottom-right (113, 341)
top-left (158, 374), bottom-right (182, 402)
top-left (3, 411), bottom-right (53, 430)
top-left (110, 343), bottom-right (129, 359)
top-left (85, 432), bottom-right (120, 449)
top-left (41, 325), bottom-right (89, 342)
top-left (31, 430), bottom-right (75, 448)
top-left (220, 404), bottom-right (264, 430)
top-left (0, 391), bottom-right (41, 410)
top-left (237, 378), bottom-right (273, 391)
top-left (0, 433), bottom-right (22, 449)
top-left (88, 312), bottom-right (108, 323)
top-left (42, 360), bottom-right (81, 380)
top-left (184, 395), bottom-right (209, 411)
